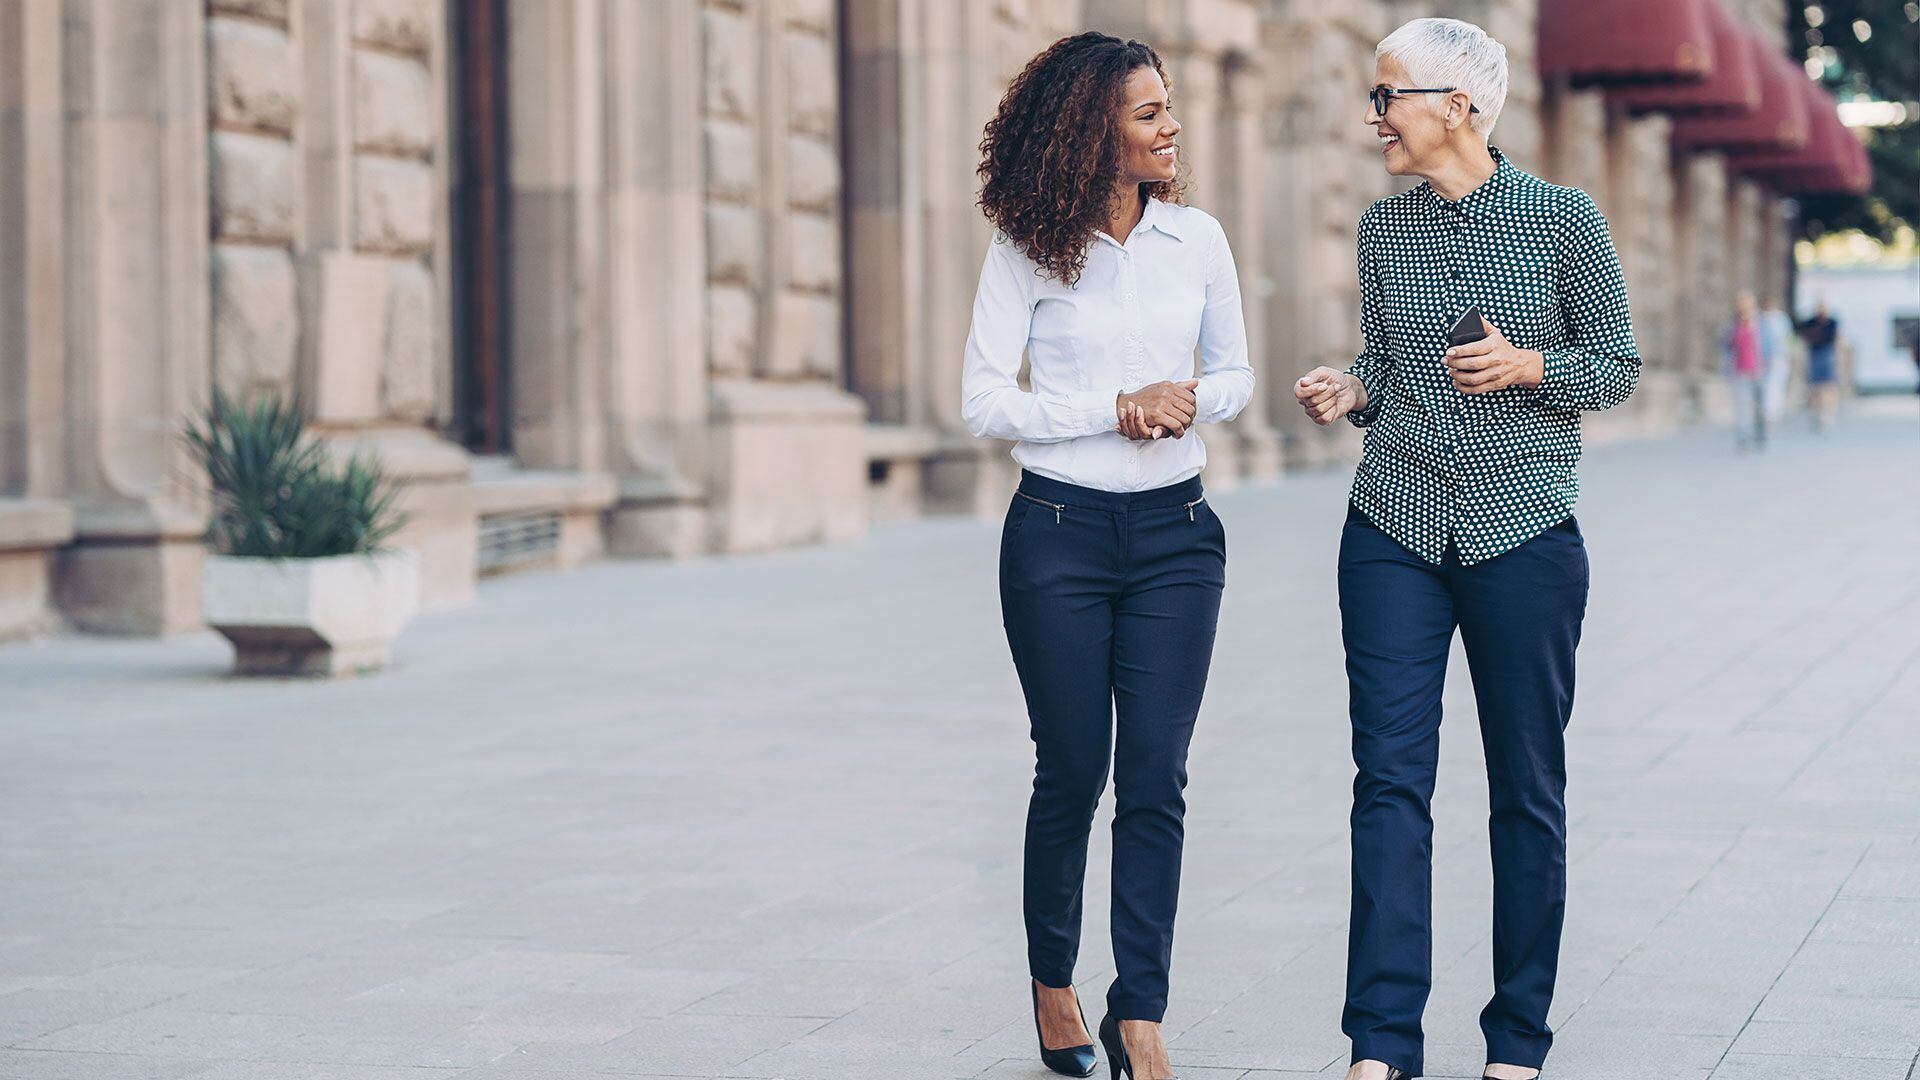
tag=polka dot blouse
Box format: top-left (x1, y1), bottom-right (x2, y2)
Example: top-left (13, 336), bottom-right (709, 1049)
top-left (1343, 147), bottom-right (1641, 565)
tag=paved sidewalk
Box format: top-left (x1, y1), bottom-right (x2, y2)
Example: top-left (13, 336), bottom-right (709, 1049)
top-left (3, 406), bottom-right (1918, 1080)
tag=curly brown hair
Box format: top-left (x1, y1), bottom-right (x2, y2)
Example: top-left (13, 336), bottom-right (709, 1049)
top-left (977, 32), bottom-right (1186, 288)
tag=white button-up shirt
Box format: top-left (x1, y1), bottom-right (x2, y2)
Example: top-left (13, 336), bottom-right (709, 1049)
top-left (960, 199), bottom-right (1256, 493)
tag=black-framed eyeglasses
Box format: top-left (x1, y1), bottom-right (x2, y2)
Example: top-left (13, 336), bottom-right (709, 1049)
top-left (1369, 85), bottom-right (1480, 117)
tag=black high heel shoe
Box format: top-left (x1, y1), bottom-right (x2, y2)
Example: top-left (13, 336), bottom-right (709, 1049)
top-left (1031, 981), bottom-right (1097, 1077)
top-left (1097, 1013), bottom-right (1178, 1080)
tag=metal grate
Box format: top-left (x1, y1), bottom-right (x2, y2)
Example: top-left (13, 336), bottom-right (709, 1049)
top-left (477, 510), bottom-right (561, 574)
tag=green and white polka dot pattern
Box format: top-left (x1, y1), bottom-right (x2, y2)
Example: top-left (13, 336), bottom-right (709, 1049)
top-left (1344, 147), bottom-right (1640, 566)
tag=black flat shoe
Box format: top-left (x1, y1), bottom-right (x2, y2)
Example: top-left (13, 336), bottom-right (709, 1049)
top-left (1097, 1013), bottom-right (1178, 1080)
top-left (1031, 981), bottom-right (1096, 1077)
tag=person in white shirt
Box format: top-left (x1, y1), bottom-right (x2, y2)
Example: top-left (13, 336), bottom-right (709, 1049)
top-left (963, 30), bottom-right (1254, 1080)
top-left (1758, 296), bottom-right (1794, 426)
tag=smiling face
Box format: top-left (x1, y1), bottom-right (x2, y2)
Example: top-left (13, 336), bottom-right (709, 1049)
top-left (1117, 65), bottom-right (1181, 187)
top-left (1367, 53), bottom-right (1460, 177)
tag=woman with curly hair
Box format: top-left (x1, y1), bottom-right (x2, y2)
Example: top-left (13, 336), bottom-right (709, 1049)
top-left (962, 30), bottom-right (1254, 1080)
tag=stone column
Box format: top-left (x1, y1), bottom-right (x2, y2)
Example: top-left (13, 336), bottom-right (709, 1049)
top-left (53, 0), bottom-right (211, 634)
top-left (699, 0), bottom-right (864, 552)
top-left (913, 1), bottom-right (1061, 517)
top-left (1600, 107), bottom-right (1680, 436)
top-left (1539, 79), bottom-right (1609, 193)
top-left (502, 0), bottom-right (606, 475)
top-left (1158, 0), bottom-right (1284, 484)
top-left (1258, 0), bottom-right (1394, 469)
top-left (1724, 177), bottom-right (1763, 300)
top-left (0, 0), bottom-right (75, 638)
top-left (840, 0), bottom-right (940, 520)
top-left (1673, 153), bottom-right (1730, 417)
top-left (1754, 193), bottom-right (1790, 307)
top-left (297, 0), bottom-right (474, 607)
top-left (603, 0), bottom-right (712, 555)
top-left (487, 0), bottom-right (713, 555)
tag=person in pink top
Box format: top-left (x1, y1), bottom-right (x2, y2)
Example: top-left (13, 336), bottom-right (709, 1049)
top-left (1722, 293), bottom-right (1767, 452)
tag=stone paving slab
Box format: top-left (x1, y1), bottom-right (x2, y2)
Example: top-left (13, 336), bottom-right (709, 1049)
top-left (2, 406), bottom-right (1918, 1079)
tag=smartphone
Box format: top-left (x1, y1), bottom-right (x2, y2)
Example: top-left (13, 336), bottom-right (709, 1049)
top-left (1446, 304), bottom-right (1489, 348)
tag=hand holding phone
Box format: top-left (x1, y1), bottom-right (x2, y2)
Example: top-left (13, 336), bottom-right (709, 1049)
top-left (1443, 307), bottom-right (1545, 394)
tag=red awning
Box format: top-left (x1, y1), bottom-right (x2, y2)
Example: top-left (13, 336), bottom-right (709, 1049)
top-left (1609, 0), bottom-right (1760, 115)
top-left (1735, 82), bottom-right (1872, 195)
top-left (1539, 0), bottom-right (1717, 85)
top-left (1726, 76), bottom-right (1834, 169)
top-left (1670, 37), bottom-right (1810, 153)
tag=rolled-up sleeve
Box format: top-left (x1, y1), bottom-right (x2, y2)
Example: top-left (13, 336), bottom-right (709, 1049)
top-left (960, 237), bottom-right (1119, 443)
top-left (1531, 190), bottom-right (1640, 411)
top-left (1345, 209), bottom-right (1393, 428)
top-left (1191, 219), bottom-right (1255, 425)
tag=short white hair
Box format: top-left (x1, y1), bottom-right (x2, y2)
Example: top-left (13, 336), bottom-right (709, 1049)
top-left (1376, 18), bottom-right (1508, 136)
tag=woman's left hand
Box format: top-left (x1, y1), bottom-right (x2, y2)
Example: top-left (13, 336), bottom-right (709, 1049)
top-left (1444, 318), bottom-right (1545, 394)
top-left (1118, 401), bottom-right (1160, 441)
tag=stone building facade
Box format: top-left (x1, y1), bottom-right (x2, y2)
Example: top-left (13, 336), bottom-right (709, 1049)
top-left (0, 0), bottom-right (1800, 640)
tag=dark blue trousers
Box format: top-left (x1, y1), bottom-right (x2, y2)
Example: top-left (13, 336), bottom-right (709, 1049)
top-left (1000, 470), bottom-right (1226, 1022)
top-left (1338, 505), bottom-right (1588, 1076)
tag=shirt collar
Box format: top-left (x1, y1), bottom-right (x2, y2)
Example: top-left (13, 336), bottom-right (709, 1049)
top-left (1420, 145), bottom-right (1519, 219)
top-left (1139, 197), bottom-right (1186, 242)
top-left (1096, 197), bottom-right (1186, 248)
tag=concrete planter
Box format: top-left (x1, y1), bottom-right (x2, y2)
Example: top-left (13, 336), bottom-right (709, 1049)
top-left (202, 549), bottom-right (419, 676)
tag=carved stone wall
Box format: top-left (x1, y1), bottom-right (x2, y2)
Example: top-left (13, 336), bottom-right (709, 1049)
top-left (0, 0), bottom-right (1823, 640)
top-left (208, 1), bottom-right (298, 401)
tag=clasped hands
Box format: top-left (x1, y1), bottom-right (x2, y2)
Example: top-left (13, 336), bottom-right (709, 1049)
top-left (1116, 380), bottom-right (1200, 441)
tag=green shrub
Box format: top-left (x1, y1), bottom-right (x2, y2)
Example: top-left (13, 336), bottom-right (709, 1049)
top-left (184, 389), bottom-right (407, 559)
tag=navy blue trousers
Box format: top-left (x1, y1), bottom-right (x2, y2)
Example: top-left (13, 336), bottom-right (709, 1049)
top-left (1338, 505), bottom-right (1588, 1076)
top-left (1000, 470), bottom-right (1226, 1022)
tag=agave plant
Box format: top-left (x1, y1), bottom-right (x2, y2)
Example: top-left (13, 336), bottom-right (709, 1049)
top-left (184, 389), bottom-right (406, 558)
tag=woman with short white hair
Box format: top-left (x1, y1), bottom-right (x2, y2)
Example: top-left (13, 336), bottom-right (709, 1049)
top-left (1294, 17), bottom-right (1639, 1080)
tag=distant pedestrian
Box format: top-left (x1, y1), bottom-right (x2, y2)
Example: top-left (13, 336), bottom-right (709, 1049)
top-left (1797, 300), bottom-right (1841, 433)
top-left (1723, 293), bottom-right (1767, 451)
top-left (1759, 296), bottom-right (1794, 423)
top-left (965, 30), bottom-right (1255, 1080)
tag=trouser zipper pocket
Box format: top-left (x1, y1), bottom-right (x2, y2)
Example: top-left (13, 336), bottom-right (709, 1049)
top-left (1015, 490), bottom-right (1067, 524)
top-left (1184, 497), bottom-right (1205, 522)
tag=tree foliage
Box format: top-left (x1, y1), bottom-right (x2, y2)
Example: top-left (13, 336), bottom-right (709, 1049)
top-left (1789, 0), bottom-right (1920, 240)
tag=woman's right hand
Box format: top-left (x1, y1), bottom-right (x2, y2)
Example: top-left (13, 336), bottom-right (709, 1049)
top-left (1295, 367), bottom-right (1365, 426)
